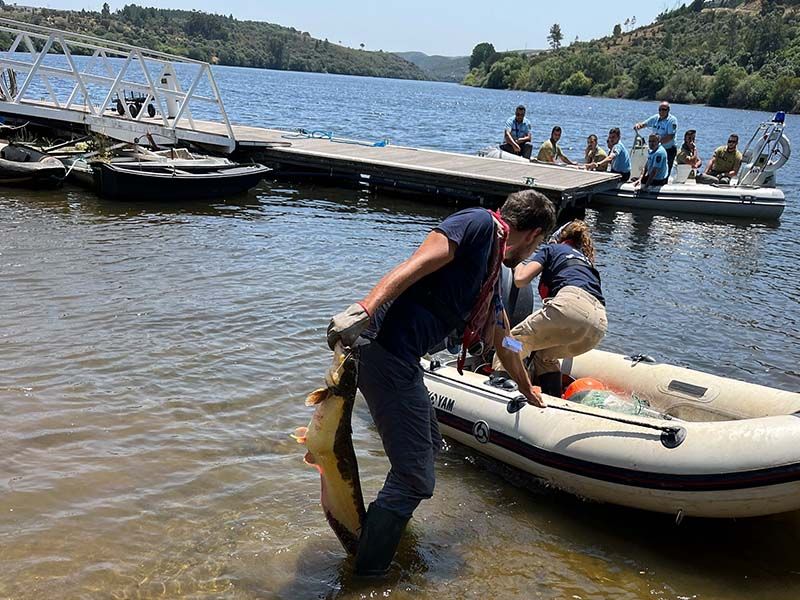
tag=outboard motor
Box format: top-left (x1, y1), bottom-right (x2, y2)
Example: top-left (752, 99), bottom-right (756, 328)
top-left (737, 112), bottom-right (791, 188)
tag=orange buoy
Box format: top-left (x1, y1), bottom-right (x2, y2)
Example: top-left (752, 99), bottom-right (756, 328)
top-left (562, 377), bottom-right (606, 400)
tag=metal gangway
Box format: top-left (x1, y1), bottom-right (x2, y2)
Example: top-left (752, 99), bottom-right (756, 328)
top-left (0, 17), bottom-right (236, 152)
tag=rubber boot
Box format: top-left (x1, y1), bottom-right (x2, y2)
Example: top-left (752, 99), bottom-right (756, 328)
top-left (539, 371), bottom-right (563, 398)
top-left (353, 503), bottom-right (409, 577)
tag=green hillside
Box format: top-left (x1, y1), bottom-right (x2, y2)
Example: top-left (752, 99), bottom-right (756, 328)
top-left (394, 51), bottom-right (470, 82)
top-left (0, 4), bottom-right (428, 81)
top-left (465, 0), bottom-right (800, 113)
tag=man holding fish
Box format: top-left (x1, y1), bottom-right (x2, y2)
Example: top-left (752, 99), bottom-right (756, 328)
top-left (325, 189), bottom-right (557, 576)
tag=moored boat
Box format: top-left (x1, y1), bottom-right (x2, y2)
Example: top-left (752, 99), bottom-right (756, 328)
top-left (92, 161), bottom-right (270, 201)
top-left (0, 141), bottom-right (65, 188)
top-left (423, 349), bottom-right (800, 519)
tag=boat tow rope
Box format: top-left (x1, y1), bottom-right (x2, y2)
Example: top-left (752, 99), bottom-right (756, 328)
top-left (506, 397), bottom-right (687, 449)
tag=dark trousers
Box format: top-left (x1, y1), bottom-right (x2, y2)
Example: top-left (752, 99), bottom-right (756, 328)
top-left (666, 146), bottom-right (677, 176)
top-left (357, 341), bottom-right (442, 519)
top-left (612, 170), bottom-right (631, 183)
top-left (500, 141), bottom-right (532, 159)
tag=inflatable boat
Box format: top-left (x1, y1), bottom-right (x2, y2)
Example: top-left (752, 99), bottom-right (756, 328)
top-left (423, 349), bottom-right (800, 518)
top-left (590, 114), bottom-right (790, 220)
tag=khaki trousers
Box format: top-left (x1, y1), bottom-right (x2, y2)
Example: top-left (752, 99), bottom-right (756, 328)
top-left (494, 286), bottom-right (607, 377)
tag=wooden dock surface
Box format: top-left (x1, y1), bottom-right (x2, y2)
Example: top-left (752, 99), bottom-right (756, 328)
top-left (222, 122), bottom-right (621, 201)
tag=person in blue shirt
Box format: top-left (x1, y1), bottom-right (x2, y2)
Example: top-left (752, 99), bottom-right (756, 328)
top-left (496, 220), bottom-right (607, 398)
top-left (587, 127), bottom-right (631, 181)
top-left (500, 105), bottom-right (533, 159)
top-left (635, 101), bottom-right (678, 176)
top-left (637, 134), bottom-right (669, 187)
top-left (327, 190), bottom-right (556, 576)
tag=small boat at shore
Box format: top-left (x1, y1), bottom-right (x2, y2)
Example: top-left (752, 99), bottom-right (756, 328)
top-left (0, 141), bottom-right (65, 188)
top-left (92, 161), bottom-right (270, 201)
top-left (423, 349), bottom-right (800, 519)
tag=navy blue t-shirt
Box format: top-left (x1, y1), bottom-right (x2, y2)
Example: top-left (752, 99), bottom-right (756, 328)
top-left (375, 208), bottom-right (495, 364)
top-left (532, 242), bottom-right (605, 305)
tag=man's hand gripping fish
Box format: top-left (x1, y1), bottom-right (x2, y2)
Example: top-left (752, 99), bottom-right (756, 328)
top-left (293, 343), bottom-right (366, 554)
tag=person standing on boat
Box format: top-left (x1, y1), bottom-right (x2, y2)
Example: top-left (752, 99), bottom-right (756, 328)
top-left (588, 127), bottom-right (631, 182)
top-left (635, 101), bottom-right (678, 176)
top-left (636, 134), bottom-right (669, 188)
top-left (494, 220), bottom-right (607, 398)
top-left (583, 134), bottom-right (607, 171)
top-left (696, 134), bottom-right (742, 185)
top-left (537, 126), bottom-right (575, 165)
top-left (676, 129), bottom-right (702, 171)
top-left (500, 105), bottom-right (534, 159)
top-left (326, 190), bottom-right (556, 577)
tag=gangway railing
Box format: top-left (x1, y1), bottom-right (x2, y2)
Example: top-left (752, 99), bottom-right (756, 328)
top-left (0, 17), bottom-right (236, 152)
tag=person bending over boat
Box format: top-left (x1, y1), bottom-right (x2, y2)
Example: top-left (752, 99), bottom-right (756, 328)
top-left (587, 127), bottom-right (630, 181)
top-left (635, 101), bottom-right (678, 176)
top-left (676, 129), bottom-right (702, 171)
top-left (696, 134), bottom-right (742, 185)
top-left (500, 105), bottom-right (534, 159)
top-left (492, 220), bottom-right (607, 398)
top-left (537, 126), bottom-right (575, 165)
top-left (326, 190), bottom-right (556, 576)
top-left (583, 134), bottom-right (607, 171)
top-left (635, 134), bottom-right (669, 188)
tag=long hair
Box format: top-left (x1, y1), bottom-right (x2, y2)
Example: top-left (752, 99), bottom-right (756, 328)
top-left (557, 220), bottom-right (596, 264)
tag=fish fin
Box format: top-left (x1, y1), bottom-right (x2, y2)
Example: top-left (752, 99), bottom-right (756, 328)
top-left (291, 426), bottom-right (308, 444)
top-left (304, 451), bottom-right (322, 474)
top-left (305, 388), bottom-right (329, 406)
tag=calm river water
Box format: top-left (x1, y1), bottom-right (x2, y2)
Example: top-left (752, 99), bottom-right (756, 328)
top-left (2, 67), bottom-right (799, 600)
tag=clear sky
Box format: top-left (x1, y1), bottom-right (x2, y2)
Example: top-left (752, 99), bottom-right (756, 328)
top-left (15, 1), bottom-right (676, 56)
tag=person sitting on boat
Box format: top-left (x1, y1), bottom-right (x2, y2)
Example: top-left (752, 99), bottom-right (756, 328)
top-left (696, 134), bottom-right (742, 185)
top-left (491, 220), bottom-right (607, 398)
top-left (326, 190), bottom-right (556, 576)
top-left (500, 105), bottom-right (533, 159)
top-left (537, 126), bottom-right (575, 165)
top-left (635, 101), bottom-right (678, 176)
top-left (636, 134), bottom-right (669, 188)
top-left (587, 127), bottom-right (630, 181)
top-left (676, 129), bottom-right (702, 170)
top-left (583, 134), bottom-right (607, 171)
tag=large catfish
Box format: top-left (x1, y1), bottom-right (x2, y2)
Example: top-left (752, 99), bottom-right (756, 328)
top-left (293, 344), bottom-right (366, 554)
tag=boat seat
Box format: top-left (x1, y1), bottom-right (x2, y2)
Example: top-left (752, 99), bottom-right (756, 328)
top-left (672, 164), bottom-right (692, 184)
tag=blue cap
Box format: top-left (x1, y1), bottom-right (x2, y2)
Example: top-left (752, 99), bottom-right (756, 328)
top-left (773, 111), bottom-right (786, 123)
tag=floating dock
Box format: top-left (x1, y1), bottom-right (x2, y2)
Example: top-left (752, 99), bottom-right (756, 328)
top-left (0, 17), bottom-right (620, 207)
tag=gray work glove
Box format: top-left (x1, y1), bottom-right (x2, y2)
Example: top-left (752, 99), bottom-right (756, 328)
top-left (326, 303), bottom-right (370, 350)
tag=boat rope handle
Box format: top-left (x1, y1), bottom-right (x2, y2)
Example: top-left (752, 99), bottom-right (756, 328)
top-left (506, 396), bottom-right (686, 449)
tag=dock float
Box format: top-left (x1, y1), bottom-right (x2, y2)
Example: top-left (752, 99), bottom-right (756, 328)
top-left (0, 17), bottom-right (620, 207)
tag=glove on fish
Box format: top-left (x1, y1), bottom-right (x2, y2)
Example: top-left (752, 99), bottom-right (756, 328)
top-left (327, 303), bottom-right (370, 350)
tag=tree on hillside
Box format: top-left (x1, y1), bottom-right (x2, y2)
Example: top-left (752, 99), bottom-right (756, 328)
top-left (613, 24), bottom-right (622, 37)
top-left (548, 24), bottom-right (563, 51)
top-left (469, 42), bottom-right (496, 69)
top-left (101, 2), bottom-right (110, 18)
